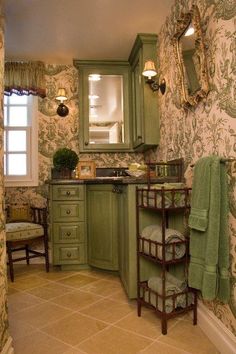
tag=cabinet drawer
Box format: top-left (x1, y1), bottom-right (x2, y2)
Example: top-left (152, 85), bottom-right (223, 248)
top-left (53, 244), bottom-right (85, 265)
top-left (52, 185), bottom-right (84, 201)
top-left (52, 201), bottom-right (84, 222)
top-left (53, 223), bottom-right (85, 243)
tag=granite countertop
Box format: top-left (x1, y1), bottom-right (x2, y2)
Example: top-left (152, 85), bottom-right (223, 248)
top-left (48, 176), bottom-right (179, 185)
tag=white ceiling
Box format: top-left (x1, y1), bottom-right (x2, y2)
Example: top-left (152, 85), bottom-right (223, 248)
top-left (4, 0), bottom-right (174, 65)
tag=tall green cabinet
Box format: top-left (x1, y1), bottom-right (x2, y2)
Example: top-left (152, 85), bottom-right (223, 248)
top-left (129, 33), bottom-right (160, 151)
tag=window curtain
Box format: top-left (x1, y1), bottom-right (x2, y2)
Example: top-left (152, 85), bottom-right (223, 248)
top-left (4, 61), bottom-right (46, 98)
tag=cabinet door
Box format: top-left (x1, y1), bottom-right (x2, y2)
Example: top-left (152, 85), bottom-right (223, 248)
top-left (132, 56), bottom-right (144, 149)
top-left (129, 33), bottom-right (160, 151)
top-left (87, 185), bottom-right (118, 270)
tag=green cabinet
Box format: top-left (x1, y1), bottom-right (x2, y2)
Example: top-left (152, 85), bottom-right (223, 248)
top-left (129, 33), bottom-right (160, 151)
top-left (87, 184), bottom-right (119, 270)
top-left (50, 184), bottom-right (87, 268)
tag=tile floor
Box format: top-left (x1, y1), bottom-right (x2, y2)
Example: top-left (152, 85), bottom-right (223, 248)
top-left (7, 264), bottom-right (220, 354)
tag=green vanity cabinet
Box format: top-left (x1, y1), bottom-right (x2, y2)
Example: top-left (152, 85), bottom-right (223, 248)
top-left (50, 184), bottom-right (87, 268)
top-left (87, 184), bottom-right (119, 270)
top-left (129, 33), bottom-right (160, 151)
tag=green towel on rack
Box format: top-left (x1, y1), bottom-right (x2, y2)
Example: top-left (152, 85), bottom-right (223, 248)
top-left (188, 155), bottom-right (230, 303)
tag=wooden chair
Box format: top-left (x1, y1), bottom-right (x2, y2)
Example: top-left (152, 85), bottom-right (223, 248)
top-left (6, 205), bottom-right (49, 281)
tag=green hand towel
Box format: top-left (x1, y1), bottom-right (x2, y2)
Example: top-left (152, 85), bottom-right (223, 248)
top-left (188, 156), bottom-right (230, 303)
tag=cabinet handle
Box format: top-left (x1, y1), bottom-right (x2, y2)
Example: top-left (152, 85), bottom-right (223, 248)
top-left (85, 141), bottom-right (89, 145)
top-left (66, 232), bottom-right (71, 236)
top-left (67, 252), bottom-right (72, 258)
top-left (66, 209), bottom-right (71, 215)
top-left (66, 191), bottom-right (71, 196)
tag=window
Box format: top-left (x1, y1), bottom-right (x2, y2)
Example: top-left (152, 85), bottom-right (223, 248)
top-left (4, 94), bottom-right (38, 187)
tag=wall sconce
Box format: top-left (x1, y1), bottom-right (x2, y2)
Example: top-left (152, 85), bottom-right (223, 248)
top-left (56, 88), bottom-right (69, 117)
top-left (142, 60), bottom-right (166, 95)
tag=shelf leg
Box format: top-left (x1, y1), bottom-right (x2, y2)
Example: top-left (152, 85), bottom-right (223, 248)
top-left (193, 292), bottom-right (198, 325)
top-left (161, 316), bottom-right (167, 335)
top-left (137, 300), bottom-right (141, 317)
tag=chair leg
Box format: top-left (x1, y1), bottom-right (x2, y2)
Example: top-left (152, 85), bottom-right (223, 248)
top-left (25, 244), bottom-right (30, 265)
top-left (6, 242), bottom-right (14, 282)
top-left (44, 235), bottom-right (50, 273)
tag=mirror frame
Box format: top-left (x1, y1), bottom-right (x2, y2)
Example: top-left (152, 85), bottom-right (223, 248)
top-left (172, 5), bottom-right (209, 107)
top-left (73, 59), bottom-right (132, 152)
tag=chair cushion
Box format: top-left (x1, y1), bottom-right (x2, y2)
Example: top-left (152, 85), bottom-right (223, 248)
top-left (6, 222), bottom-right (44, 241)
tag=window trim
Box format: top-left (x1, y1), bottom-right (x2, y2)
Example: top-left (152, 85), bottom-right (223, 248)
top-left (4, 95), bottom-right (38, 187)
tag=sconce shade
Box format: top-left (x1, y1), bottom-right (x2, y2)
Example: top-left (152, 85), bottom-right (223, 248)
top-left (56, 88), bottom-right (67, 102)
top-left (142, 60), bottom-right (157, 79)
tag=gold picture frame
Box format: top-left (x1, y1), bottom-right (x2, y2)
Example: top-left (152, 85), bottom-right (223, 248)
top-left (76, 161), bottom-right (96, 179)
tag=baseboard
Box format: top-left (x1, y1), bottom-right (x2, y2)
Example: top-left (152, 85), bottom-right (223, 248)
top-left (1, 336), bottom-right (14, 354)
top-left (197, 301), bottom-right (236, 354)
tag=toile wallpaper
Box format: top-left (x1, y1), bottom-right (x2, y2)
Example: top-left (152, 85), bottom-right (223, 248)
top-left (2, 0), bottom-right (236, 340)
top-left (152, 0), bottom-right (236, 336)
top-left (5, 64), bottom-right (144, 206)
top-left (0, 11), bottom-right (9, 351)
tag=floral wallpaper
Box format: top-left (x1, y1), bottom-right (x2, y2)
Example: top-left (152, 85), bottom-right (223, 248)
top-left (3, 0), bottom-right (235, 340)
top-left (0, 11), bottom-right (9, 352)
top-left (153, 0), bottom-right (236, 336)
top-left (5, 64), bottom-right (144, 206)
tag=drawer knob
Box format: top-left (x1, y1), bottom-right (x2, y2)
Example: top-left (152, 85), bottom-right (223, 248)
top-left (66, 232), bottom-right (71, 236)
top-left (66, 209), bottom-right (71, 215)
top-left (66, 191), bottom-right (71, 196)
top-left (67, 252), bottom-right (72, 258)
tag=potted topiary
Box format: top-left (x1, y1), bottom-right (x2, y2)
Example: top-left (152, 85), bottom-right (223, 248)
top-left (52, 148), bottom-right (79, 179)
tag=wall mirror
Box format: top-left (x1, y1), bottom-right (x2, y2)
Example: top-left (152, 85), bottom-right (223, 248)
top-left (173, 5), bottom-right (209, 107)
top-left (74, 60), bottom-right (132, 152)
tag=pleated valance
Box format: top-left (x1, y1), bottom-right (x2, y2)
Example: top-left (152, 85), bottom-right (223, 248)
top-left (4, 61), bottom-right (46, 98)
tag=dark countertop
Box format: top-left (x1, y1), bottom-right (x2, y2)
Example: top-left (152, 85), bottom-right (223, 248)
top-left (48, 176), bottom-right (179, 185)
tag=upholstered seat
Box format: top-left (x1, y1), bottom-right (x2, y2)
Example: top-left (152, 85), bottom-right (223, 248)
top-left (6, 205), bottom-right (49, 282)
top-left (6, 222), bottom-right (44, 241)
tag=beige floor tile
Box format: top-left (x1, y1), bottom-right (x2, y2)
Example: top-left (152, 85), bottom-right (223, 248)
top-left (64, 349), bottom-right (87, 354)
top-left (159, 320), bottom-right (220, 354)
top-left (81, 279), bottom-right (122, 296)
top-left (56, 273), bottom-right (98, 289)
top-left (36, 268), bottom-right (77, 281)
top-left (25, 282), bottom-right (73, 300)
top-left (140, 341), bottom-right (190, 353)
top-left (107, 288), bottom-right (134, 304)
top-left (50, 289), bottom-right (103, 310)
top-left (10, 264), bottom-right (44, 276)
top-left (79, 268), bottom-right (120, 282)
top-left (41, 312), bottom-right (108, 346)
top-left (79, 298), bottom-right (135, 324)
top-left (8, 274), bottom-right (50, 291)
top-left (77, 325), bottom-right (153, 354)
top-left (12, 301), bottom-right (72, 329)
top-left (13, 330), bottom-right (70, 354)
top-left (115, 307), bottom-right (178, 339)
top-left (7, 286), bottom-right (20, 295)
top-left (9, 317), bottom-right (36, 340)
top-left (8, 291), bottom-right (44, 313)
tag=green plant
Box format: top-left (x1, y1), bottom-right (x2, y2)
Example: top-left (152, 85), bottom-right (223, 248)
top-left (53, 148), bottom-right (79, 171)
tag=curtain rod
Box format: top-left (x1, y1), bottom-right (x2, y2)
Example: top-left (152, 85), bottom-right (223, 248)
top-left (190, 158), bottom-right (235, 168)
